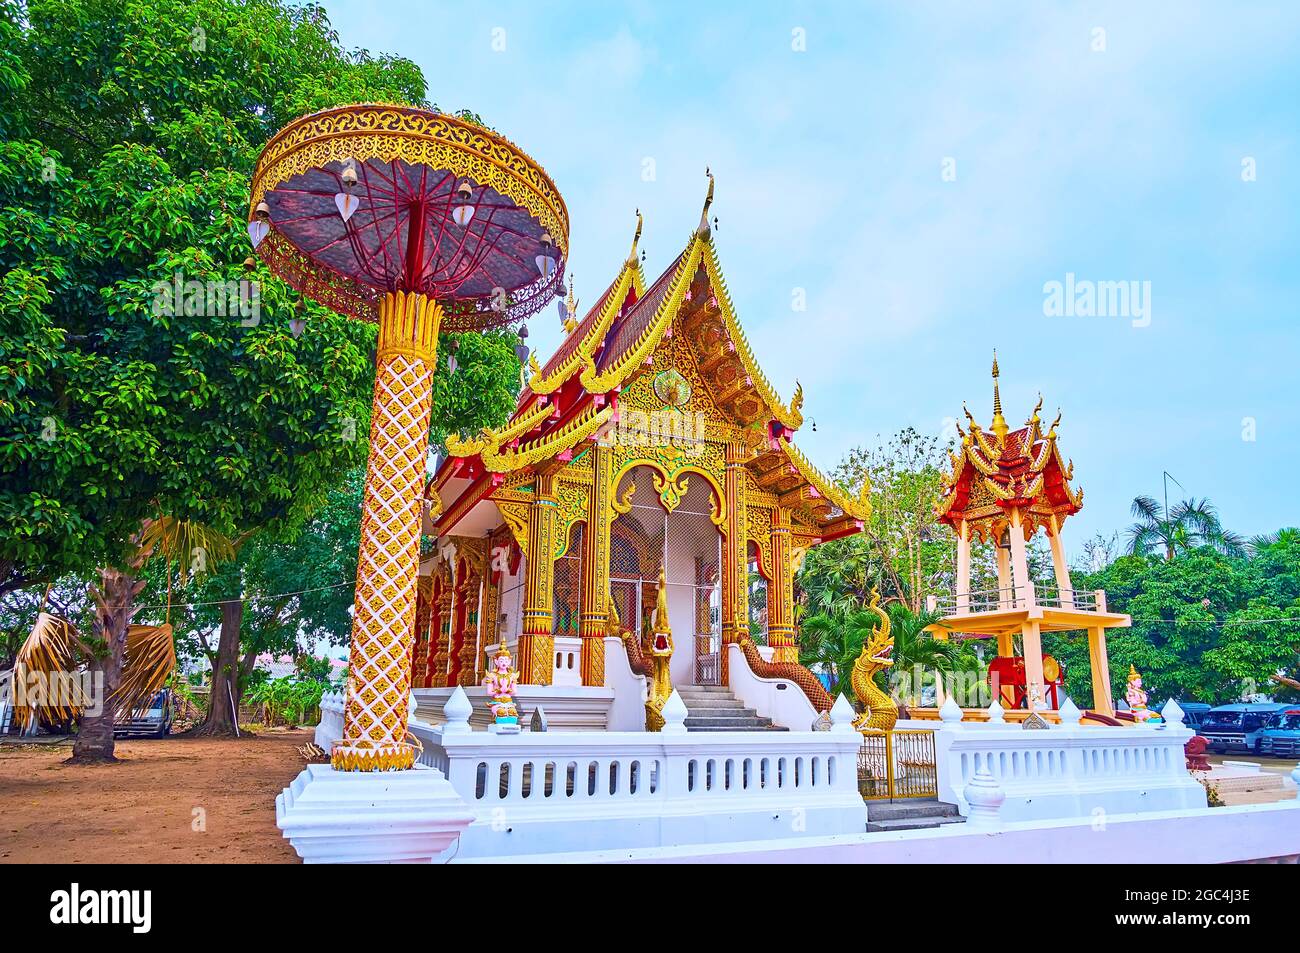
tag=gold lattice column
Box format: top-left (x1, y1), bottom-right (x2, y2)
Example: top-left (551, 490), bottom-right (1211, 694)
top-left (333, 291), bottom-right (442, 772)
top-left (768, 505), bottom-right (797, 664)
top-left (579, 445), bottom-right (612, 686)
top-left (519, 469), bottom-right (558, 685)
top-left (720, 439), bottom-right (748, 684)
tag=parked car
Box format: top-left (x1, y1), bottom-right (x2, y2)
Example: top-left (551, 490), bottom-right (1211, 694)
top-left (1169, 700), bottom-right (1211, 728)
top-left (1196, 702), bottom-right (1291, 754)
top-left (113, 689), bottom-right (172, 738)
top-left (1256, 709), bottom-right (1300, 759)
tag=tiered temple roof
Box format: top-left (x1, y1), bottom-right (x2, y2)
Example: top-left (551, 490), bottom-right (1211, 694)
top-left (430, 183), bottom-right (867, 541)
top-left (937, 353), bottom-right (1082, 543)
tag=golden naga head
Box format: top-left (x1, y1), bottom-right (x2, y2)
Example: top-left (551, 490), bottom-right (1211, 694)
top-left (650, 568), bottom-right (674, 656)
top-left (861, 587), bottom-right (895, 670)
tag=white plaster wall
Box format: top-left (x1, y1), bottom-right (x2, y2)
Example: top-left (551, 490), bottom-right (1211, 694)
top-left (727, 643), bottom-right (822, 729)
top-left (455, 801), bottom-right (1300, 865)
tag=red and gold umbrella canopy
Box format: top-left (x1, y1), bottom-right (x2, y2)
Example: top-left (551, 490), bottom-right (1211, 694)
top-left (248, 103), bottom-right (568, 327)
top-left (248, 104), bottom-right (568, 771)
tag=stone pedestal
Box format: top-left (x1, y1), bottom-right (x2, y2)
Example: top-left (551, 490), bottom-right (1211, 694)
top-left (276, 763), bottom-right (473, 864)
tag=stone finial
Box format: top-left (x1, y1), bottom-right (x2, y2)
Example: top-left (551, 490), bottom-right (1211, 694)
top-left (1058, 697), bottom-right (1082, 726)
top-left (1291, 762), bottom-right (1300, 800)
top-left (1161, 698), bottom-right (1186, 726)
top-left (829, 694), bottom-right (857, 734)
top-left (442, 685), bottom-right (473, 734)
top-left (964, 768), bottom-right (1005, 828)
top-left (986, 699), bottom-right (1006, 724)
top-left (408, 691), bottom-right (419, 722)
top-left (661, 689), bottom-right (688, 735)
top-left (939, 695), bottom-right (964, 728)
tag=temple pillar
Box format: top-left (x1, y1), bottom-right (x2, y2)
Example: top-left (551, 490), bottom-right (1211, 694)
top-left (1088, 625), bottom-right (1114, 715)
top-left (455, 575), bottom-right (481, 686)
top-left (445, 564), bottom-right (469, 687)
top-left (519, 468), bottom-right (558, 685)
top-left (1007, 509), bottom-right (1034, 609)
top-left (333, 291), bottom-right (441, 771)
top-left (995, 543), bottom-right (1012, 609)
top-left (1048, 513), bottom-right (1073, 607)
top-left (423, 575), bottom-right (440, 688)
top-left (579, 445), bottom-right (612, 686)
top-left (955, 518), bottom-right (971, 612)
top-left (719, 440), bottom-right (748, 683)
top-left (768, 505), bottom-right (797, 664)
top-left (411, 575), bottom-right (432, 688)
top-left (477, 531), bottom-right (503, 671)
top-left (1021, 619), bottom-right (1046, 711)
top-left (431, 577), bottom-right (453, 688)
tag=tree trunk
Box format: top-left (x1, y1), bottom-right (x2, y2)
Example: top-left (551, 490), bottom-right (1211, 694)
top-left (69, 567), bottom-right (143, 764)
top-left (193, 599), bottom-right (243, 736)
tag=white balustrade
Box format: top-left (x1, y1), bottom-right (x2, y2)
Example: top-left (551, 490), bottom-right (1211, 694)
top-left (314, 690), bottom-right (345, 750)
top-left (408, 690), bottom-right (866, 858)
top-left (934, 702), bottom-right (1206, 822)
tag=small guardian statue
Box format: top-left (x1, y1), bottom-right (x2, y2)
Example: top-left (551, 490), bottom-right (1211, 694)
top-left (1125, 664), bottom-right (1163, 725)
top-left (483, 642), bottom-right (521, 733)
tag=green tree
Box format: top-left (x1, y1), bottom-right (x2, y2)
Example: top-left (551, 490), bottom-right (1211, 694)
top-left (0, 0), bottom-right (519, 760)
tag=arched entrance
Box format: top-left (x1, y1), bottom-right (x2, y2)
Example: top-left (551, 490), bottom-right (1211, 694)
top-left (609, 466), bottom-right (723, 685)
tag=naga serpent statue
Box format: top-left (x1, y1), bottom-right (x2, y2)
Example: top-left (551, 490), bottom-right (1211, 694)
top-left (614, 572), bottom-right (675, 731)
top-left (850, 589), bottom-right (898, 733)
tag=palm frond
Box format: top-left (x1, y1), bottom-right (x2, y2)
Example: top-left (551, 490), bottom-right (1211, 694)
top-left (12, 612), bottom-right (82, 728)
top-left (139, 517), bottom-right (237, 586)
top-left (1130, 494), bottom-right (1163, 522)
top-left (113, 623), bottom-right (177, 717)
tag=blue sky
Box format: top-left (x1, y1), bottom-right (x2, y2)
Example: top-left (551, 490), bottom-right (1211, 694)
top-left (327, 0), bottom-right (1299, 557)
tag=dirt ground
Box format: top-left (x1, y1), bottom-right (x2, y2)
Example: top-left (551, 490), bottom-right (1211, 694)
top-left (0, 729), bottom-right (315, 863)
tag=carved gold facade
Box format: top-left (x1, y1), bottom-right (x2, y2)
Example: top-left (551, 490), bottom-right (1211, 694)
top-left (420, 186), bottom-right (869, 715)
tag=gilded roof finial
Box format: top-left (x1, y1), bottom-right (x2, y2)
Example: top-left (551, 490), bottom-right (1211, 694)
top-left (697, 167), bottom-right (715, 238)
top-left (990, 349), bottom-right (1008, 444)
top-left (562, 274), bottom-right (578, 333)
top-left (627, 208), bottom-right (643, 267)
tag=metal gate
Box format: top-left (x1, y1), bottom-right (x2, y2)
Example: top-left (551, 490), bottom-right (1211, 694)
top-left (609, 467), bottom-right (721, 684)
top-left (857, 729), bottom-right (938, 800)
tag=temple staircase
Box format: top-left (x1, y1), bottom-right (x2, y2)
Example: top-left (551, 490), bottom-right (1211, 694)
top-left (865, 799), bottom-right (966, 833)
top-left (677, 685), bottom-right (788, 732)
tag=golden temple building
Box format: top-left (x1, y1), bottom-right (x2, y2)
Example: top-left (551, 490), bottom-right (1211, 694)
top-left (409, 182), bottom-right (867, 718)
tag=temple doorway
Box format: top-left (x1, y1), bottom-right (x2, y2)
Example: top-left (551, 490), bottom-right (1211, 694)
top-left (609, 466), bottom-right (722, 686)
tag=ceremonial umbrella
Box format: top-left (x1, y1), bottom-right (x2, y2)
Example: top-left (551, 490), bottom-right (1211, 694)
top-left (249, 104), bottom-right (568, 770)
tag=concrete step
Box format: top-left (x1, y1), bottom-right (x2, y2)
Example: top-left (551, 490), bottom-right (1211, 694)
top-left (866, 799), bottom-right (962, 822)
top-left (685, 724), bottom-right (790, 732)
top-left (684, 716), bottom-right (775, 729)
top-left (866, 816), bottom-right (967, 833)
top-left (681, 696), bottom-right (754, 712)
top-left (675, 685), bottom-right (733, 694)
top-left (681, 705), bottom-right (755, 716)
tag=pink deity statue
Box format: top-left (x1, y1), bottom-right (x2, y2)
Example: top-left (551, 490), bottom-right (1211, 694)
top-left (1125, 664), bottom-right (1163, 724)
top-left (482, 643), bottom-right (520, 730)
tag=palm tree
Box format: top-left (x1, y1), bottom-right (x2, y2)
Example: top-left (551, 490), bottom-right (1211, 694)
top-left (886, 604), bottom-right (962, 707)
top-left (798, 602), bottom-right (962, 703)
top-left (1126, 495), bottom-right (1246, 560)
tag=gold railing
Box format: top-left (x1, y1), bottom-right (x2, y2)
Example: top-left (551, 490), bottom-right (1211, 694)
top-left (857, 729), bottom-right (937, 800)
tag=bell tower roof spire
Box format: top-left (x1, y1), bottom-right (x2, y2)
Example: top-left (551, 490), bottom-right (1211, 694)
top-left (990, 349), bottom-right (1008, 444)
